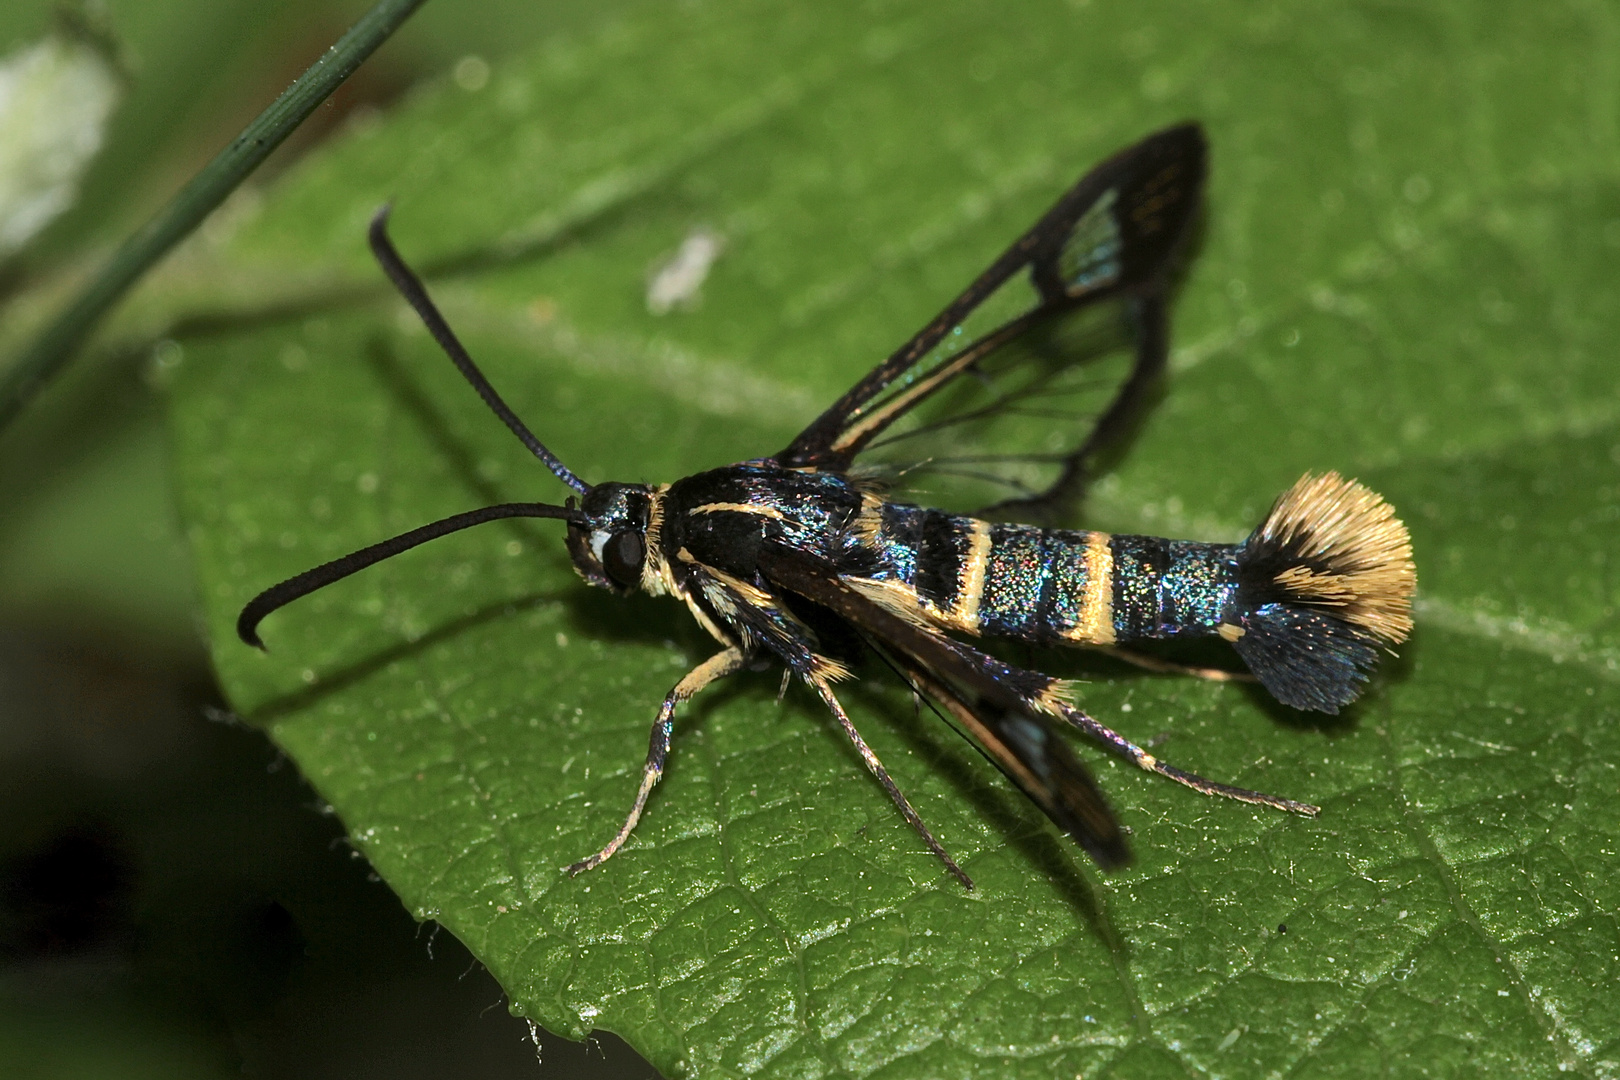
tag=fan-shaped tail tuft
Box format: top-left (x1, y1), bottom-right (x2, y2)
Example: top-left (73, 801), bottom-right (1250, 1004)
top-left (1231, 472), bottom-right (1416, 713)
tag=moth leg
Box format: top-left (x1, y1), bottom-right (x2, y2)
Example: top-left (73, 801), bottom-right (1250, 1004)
top-left (810, 676), bottom-right (974, 890)
top-left (1096, 645), bottom-right (1258, 684)
top-left (567, 645), bottom-right (746, 875)
top-left (1052, 700), bottom-right (1320, 816)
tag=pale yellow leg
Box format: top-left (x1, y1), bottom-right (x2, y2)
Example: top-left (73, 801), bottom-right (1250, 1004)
top-left (567, 646), bottom-right (746, 875)
top-left (1097, 645), bottom-right (1258, 684)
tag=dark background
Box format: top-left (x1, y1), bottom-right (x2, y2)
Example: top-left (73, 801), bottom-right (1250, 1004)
top-left (0, 2), bottom-right (660, 1075)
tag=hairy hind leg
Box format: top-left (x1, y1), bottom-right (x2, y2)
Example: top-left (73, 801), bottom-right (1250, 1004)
top-left (1053, 700), bottom-right (1320, 816)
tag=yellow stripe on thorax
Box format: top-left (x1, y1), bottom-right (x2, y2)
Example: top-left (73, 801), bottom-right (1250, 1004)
top-left (689, 501), bottom-right (787, 521)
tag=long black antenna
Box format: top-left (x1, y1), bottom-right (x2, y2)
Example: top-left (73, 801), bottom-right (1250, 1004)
top-left (238, 502), bottom-right (582, 648)
top-left (369, 207), bottom-right (589, 494)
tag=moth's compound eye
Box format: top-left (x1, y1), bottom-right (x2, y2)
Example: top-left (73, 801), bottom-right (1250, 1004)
top-left (602, 529), bottom-right (645, 589)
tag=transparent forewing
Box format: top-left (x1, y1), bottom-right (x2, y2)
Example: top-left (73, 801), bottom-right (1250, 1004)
top-left (838, 263), bottom-right (1052, 458)
top-left (779, 124), bottom-right (1206, 489)
top-left (1057, 186), bottom-right (1126, 293)
top-left (856, 294), bottom-right (1147, 519)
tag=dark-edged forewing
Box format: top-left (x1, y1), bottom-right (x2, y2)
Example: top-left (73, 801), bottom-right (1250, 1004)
top-left (758, 543), bottom-right (1130, 870)
top-left (776, 124), bottom-right (1204, 520)
top-left (891, 654), bottom-right (1130, 872)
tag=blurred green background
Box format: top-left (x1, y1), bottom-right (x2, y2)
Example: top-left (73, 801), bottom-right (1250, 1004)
top-left (0, 1), bottom-right (660, 1075)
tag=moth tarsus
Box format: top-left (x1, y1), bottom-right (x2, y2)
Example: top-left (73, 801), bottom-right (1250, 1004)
top-left (238, 123), bottom-right (1416, 885)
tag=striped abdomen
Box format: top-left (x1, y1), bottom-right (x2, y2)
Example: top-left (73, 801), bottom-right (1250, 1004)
top-left (855, 503), bottom-right (1241, 646)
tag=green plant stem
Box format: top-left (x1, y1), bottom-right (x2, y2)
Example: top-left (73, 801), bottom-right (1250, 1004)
top-left (0, 0), bottom-right (432, 433)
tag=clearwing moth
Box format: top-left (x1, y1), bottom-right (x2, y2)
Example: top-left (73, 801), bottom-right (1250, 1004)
top-left (239, 124), bottom-right (1415, 887)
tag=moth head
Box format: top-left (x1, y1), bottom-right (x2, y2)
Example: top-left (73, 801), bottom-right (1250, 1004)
top-left (566, 482), bottom-right (655, 593)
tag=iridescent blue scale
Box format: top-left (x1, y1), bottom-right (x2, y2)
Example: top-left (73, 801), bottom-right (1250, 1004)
top-left (853, 501), bottom-right (1240, 649)
top-left (1109, 537), bottom-right (1240, 639)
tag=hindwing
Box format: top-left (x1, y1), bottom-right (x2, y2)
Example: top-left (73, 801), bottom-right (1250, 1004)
top-left (777, 124), bottom-right (1205, 520)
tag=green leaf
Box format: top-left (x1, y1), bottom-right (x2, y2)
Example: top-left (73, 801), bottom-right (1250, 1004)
top-left (165, 1), bottom-right (1620, 1076)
